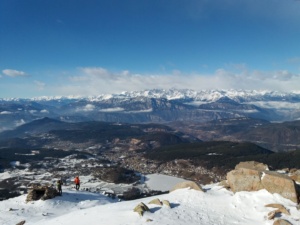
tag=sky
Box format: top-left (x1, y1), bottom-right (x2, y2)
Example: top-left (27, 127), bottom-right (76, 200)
top-left (1, 0), bottom-right (300, 98)
top-left (1, 173), bottom-right (300, 225)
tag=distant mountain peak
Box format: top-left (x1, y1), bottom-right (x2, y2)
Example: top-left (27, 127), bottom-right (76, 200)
top-left (215, 96), bottom-right (239, 104)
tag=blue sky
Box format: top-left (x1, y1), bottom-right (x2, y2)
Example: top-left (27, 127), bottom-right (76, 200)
top-left (1, 0), bottom-right (300, 98)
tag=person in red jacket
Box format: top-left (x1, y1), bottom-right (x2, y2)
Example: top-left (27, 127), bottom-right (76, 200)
top-left (74, 176), bottom-right (80, 190)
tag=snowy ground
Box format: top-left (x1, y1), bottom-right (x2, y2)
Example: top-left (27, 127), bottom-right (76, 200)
top-left (1, 174), bottom-right (300, 225)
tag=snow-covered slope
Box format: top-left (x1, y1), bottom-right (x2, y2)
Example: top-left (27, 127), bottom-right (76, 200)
top-left (1, 178), bottom-right (300, 225)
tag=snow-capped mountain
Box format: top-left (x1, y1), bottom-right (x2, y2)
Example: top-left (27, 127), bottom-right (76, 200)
top-left (2, 88), bottom-right (300, 103)
top-left (1, 89), bottom-right (300, 132)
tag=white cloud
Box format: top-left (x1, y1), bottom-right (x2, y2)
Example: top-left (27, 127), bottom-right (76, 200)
top-left (83, 104), bottom-right (95, 111)
top-left (76, 104), bottom-right (96, 112)
top-left (2, 69), bottom-right (26, 77)
top-left (0, 111), bottom-right (12, 115)
top-left (40, 109), bottom-right (49, 113)
top-left (99, 107), bottom-right (124, 112)
top-left (125, 109), bottom-right (153, 113)
top-left (248, 101), bottom-right (300, 110)
top-left (29, 110), bottom-right (37, 114)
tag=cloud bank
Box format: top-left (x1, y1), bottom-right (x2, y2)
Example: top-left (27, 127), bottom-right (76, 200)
top-left (1, 66), bottom-right (299, 98)
top-left (48, 67), bottom-right (300, 97)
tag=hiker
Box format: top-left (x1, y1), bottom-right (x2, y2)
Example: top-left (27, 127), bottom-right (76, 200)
top-left (74, 176), bottom-right (80, 190)
top-left (56, 179), bottom-right (62, 195)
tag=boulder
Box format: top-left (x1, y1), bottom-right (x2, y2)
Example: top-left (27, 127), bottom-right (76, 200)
top-left (227, 167), bottom-right (298, 203)
top-left (273, 219), bottom-right (293, 225)
top-left (227, 168), bottom-right (264, 192)
top-left (162, 200), bottom-right (171, 208)
top-left (148, 198), bottom-right (162, 206)
top-left (133, 202), bottom-right (150, 216)
top-left (235, 161), bottom-right (269, 171)
top-left (170, 181), bottom-right (203, 192)
top-left (26, 186), bottom-right (59, 202)
top-left (262, 171), bottom-right (298, 203)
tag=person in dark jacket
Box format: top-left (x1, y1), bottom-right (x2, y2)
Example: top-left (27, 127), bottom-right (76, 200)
top-left (56, 179), bottom-right (62, 195)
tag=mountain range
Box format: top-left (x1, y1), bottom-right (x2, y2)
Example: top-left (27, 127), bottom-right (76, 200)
top-left (1, 89), bottom-right (300, 132)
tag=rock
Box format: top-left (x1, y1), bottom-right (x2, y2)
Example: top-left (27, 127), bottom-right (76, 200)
top-left (170, 181), bottom-right (203, 192)
top-left (162, 200), bottom-right (171, 208)
top-left (218, 180), bottom-right (230, 189)
top-left (227, 167), bottom-right (298, 203)
top-left (133, 202), bottom-right (150, 216)
top-left (148, 198), bottom-right (162, 206)
top-left (262, 171), bottom-right (298, 203)
top-left (267, 210), bottom-right (277, 220)
top-left (227, 168), bottom-right (263, 192)
top-left (273, 219), bottom-right (293, 225)
top-left (146, 219), bottom-right (153, 222)
top-left (235, 161), bottom-right (269, 171)
top-left (265, 203), bottom-right (290, 215)
top-left (289, 168), bottom-right (298, 174)
top-left (122, 187), bottom-right (141, 200)
top-left (280, 168), bottom-right (290, 173)
top-left (26, 186), bottom-right (59, 202)
top-left (16, 220), bottom-right (26, 225)
top-left (289, 169), bottom-right (300, 183)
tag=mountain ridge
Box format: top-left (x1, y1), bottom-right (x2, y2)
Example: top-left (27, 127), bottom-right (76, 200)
top-left (2, 88), bottom-right (300, 102)
top-left (1, 89), bottom-right (300, 133)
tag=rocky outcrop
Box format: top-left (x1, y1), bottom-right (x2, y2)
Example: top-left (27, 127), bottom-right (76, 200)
top-left (170, 181), bottom-right (203, 192)
top-left (227, 162), bottom-right (299, 203)
top-left (26, 186), bottom-right (59, 202)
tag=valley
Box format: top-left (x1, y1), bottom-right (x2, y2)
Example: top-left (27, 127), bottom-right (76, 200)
top-left (1, 89), bottom-right (300, 202)
top-left (1, 117), bottom-right (300, 201)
